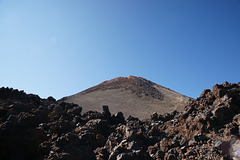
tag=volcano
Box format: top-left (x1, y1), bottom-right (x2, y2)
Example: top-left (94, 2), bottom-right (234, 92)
top-left (61, 76), bottom-right (191, 119)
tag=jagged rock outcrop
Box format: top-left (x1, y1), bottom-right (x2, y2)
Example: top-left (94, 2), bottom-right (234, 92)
top-left (0, 81), bottom-right (240, 159)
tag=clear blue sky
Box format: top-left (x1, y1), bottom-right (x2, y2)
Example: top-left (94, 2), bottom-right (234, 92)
top-left (1, 0), bottom-right (240, 99)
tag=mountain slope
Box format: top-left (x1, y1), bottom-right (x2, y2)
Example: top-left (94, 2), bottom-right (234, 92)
top-left (61, 76), bottom-right (191, 119)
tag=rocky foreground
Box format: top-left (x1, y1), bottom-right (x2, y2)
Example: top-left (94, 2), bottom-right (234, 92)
top-left (0, 82), bottom-right (240, 160)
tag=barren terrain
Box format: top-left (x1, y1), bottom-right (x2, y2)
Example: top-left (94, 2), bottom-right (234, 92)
top-left (62, 76), bottom-right (191, 119)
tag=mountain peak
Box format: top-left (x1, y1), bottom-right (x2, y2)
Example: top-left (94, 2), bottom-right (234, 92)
top-left (82, 76), bottom-right (162, 99)
top-left (107, 75), bottom-right (145, 83)
top-left (126, 75), bottom-right (140, 79)
top-left (63, 76), bottom-right (191, 119)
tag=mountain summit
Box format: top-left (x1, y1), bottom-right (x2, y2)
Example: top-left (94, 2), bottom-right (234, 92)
top-left (62, 76), bottom-right (191, 119)
top-left (81, 75), bottom-right (164, 100)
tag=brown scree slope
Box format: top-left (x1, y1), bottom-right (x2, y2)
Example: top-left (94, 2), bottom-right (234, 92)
top-left (61, 76), bottom-right (191, 119)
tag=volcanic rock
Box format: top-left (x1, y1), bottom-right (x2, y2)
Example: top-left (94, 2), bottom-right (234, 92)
top-left (1, 81), bottom-right (240, 159)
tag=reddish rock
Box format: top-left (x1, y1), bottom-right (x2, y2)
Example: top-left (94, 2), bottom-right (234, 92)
top-left (1, 82), bottom-right (240, 159)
